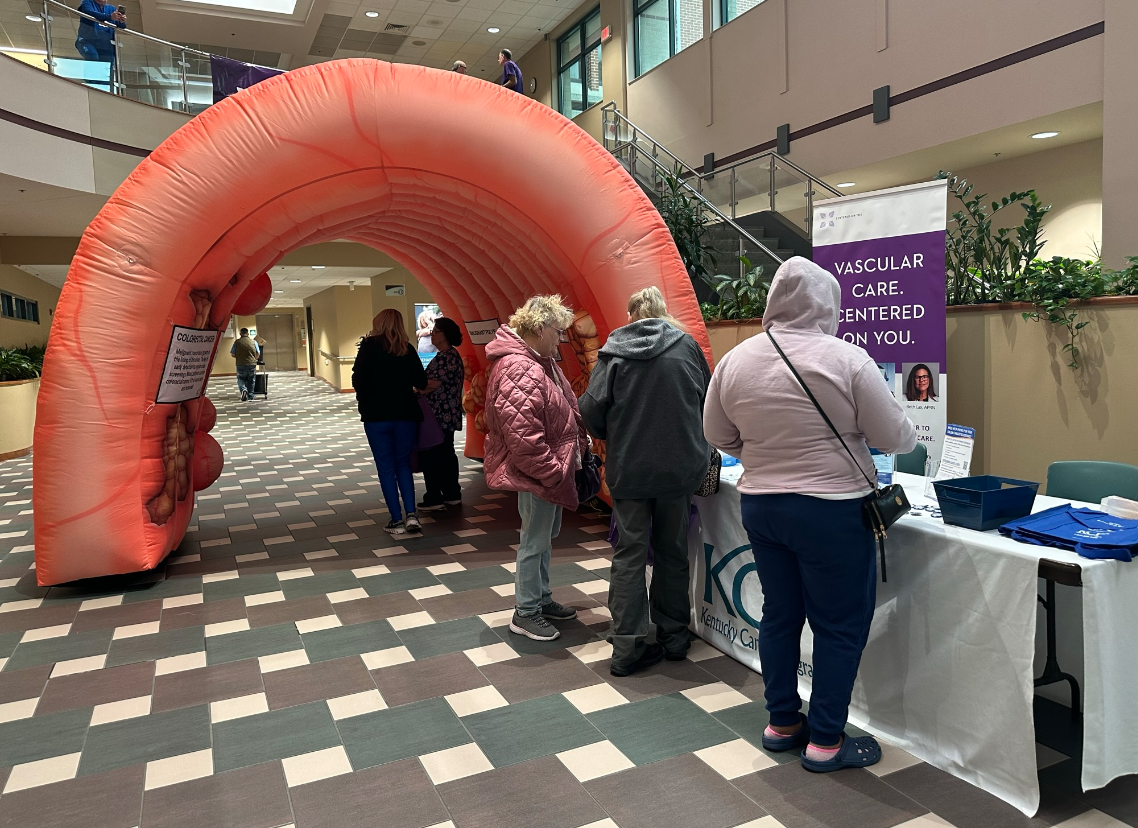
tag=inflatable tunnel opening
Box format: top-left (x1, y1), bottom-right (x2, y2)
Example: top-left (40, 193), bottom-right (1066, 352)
top-left (32, 59), bottom-right (709, 586)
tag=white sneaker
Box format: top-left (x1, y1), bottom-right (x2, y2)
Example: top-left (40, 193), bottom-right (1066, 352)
top-left (404, 513), bottom-right (422, 533)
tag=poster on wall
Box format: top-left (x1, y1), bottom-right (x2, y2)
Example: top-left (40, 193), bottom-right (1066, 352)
top-left (812, 180), bottom-right (948, 464)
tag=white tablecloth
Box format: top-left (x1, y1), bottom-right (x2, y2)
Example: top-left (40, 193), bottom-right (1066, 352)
top-left (687, 470), bottom-right (1138, 816)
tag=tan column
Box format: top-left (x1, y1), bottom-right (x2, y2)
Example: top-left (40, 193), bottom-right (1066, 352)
top-left (1101, 0), bottom-right (1138, 268)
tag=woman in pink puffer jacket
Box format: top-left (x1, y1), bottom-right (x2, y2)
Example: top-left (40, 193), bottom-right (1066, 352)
top-left (484, 295), bottom-right (591, 642)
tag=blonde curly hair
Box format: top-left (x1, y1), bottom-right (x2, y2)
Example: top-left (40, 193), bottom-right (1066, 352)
top-left (509, 294), bottom-right (574, 337)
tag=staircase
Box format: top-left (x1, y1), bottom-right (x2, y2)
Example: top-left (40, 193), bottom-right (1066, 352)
top-left (600, 103), bottom-right (840, 297)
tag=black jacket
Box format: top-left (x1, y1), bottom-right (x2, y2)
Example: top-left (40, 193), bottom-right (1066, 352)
top-left (352, 337), bottom-right (428, 422)
top-left (580, 319), bottom-right (712, 499)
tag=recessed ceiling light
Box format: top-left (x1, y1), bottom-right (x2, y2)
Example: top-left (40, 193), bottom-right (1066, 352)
top-left (1031, 131), bottom-right (1059, 139)
top-left (426, 19), bottom-right (442, 25)
top-left (836, 182), bottom-right (856, 188)
top-left (289, 279), bottom-right (302, 283)
top-left (412, 40), bottom-right (426, 45)
top-left (364, 10), bottom-right (379, 16)
top-left (487, 26), bottom-right (499, 32)
top-left (274, 290), bottom-right (284, 293)
top-left (25, 14), bottom-right (42, 22)
top-left (311, 265), bottom-right (325, 269)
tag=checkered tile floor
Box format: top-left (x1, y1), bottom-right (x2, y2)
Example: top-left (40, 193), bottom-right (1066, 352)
top-left (1, 372), bottom-right (1135, 828)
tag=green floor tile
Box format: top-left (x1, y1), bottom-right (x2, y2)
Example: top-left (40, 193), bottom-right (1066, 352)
top-left (465, 693), bottom-right (603, 768)
top-left (280, 570), bottom-right (362, 601)
top-left (588, 693), bottom-right (735, 765)
top-left (301, 619), bottom-right (400, 663)
top-left (203, 573), bottom-right (285, 603)
top-left (106, 625), bottom-right (204, 667)
top-left (397, 617), bottom-right (498, 659)
top-left (0, 630), bottom-right (20, 659)
top-left (547, 563), bottom-right (597, 588)
top-left (360, 568), bottom-right (439, 597)
top-left (0, 707), bottom-right (90, 766)
top-left (122, 576), bottom-right (203, 604)
top-left (434, 567), bottom-right (513, 593)
top-left (206, 622), bottom-right (302, 665)
top-left (711, 701), bottom-right (799, 765)
top-left (493, 619), bottom-right (600, 657)
top-left (337, 696), bottom-right (471, 770)
top-left (78, 704), bottom-right (211, 776)
top-left (212, 700), bottom-right (342, 773)
top-left (4, 629), bottom-right (113, 671)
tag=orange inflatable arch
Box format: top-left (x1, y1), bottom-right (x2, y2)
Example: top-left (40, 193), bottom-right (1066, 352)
top-left (32, 59), bottom-right (709, 585)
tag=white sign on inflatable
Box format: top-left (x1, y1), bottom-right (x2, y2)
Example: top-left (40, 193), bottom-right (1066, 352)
top-left (155, 326), bottom-right (220, 404)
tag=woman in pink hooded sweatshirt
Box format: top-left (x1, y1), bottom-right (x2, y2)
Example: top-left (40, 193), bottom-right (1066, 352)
top-left (483, 295), bottom-right (592, 642)
top-left (704, 257), bottom-right (916, 774)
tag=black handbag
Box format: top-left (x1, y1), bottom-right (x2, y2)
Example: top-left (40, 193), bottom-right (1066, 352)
top-left (696, 445), bottom-right (722, 497)
top-left (576, 450), bottom-right (603, 503)
top-left (766, 331), bottom-right (910, 582)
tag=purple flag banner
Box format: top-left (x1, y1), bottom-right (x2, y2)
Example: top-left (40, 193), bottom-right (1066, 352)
top-left (211, 55), bottom-right (285, 104)
top-left (812, 180), bottom-right (949, 462)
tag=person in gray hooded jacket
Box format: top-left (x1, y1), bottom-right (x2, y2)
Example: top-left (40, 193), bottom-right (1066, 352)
top-left (580, 286), bottom-right (712, 676)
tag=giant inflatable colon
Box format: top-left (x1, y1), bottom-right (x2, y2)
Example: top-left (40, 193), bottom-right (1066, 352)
top-left (32, 59), bottom-right (710, 586)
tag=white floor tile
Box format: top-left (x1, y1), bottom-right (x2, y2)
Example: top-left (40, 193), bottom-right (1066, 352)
top-left (210, 692), bottom-right (269, 723)
top-left (867, 739), bottom-right (925, 777)
top-left (154, 651), bottom-right (207, 676)
top-left (50, 654), bottom-right (107, 678)
top-left (282, 745), bottom-right (353, 787)
top-left (202, 570), bottom-right (239, 583)
top-left (578, 556), bottom-right (611, 568)
top-left (21, 623), bottom-right (71, 643)
top-left (350, 565), bottom-right (391, 579)
top-left (478, 609), bottom-right (514, 628)
top-left (235, 552), bottom-right (270, 563)
top-left (427, 563), bottom-right (466, 575)
top-left (577, 821), bottom-right (620, 828)
top-left (681, 682), bottom-right (751, 713)
top-left (205, 619), bottom-right (251, 637)
top-left (574, 580), bottom-right (609, 595)
top-left (3, 752), bottom-right (82, 794)
top-left (325, 534), bottom-right (358, 543)
top-left (499, 562), bottom-right (517, 574)
top-left (563, 683), bottom-right (628, 715)
top-left (567, 640), bottom-right (613, 664)
top-left (327, 690), bottom-right (387, 720)
top-left (464, 642), bottom-right (519, 667)
top-left (111, 621), bottom-right (161, 640)
top-left (259, 649), bottom-right (310, 673)
top-left (144, 748), bottom-right (214, 791)
top-left (388, 611), bottom-right (435, 631)
top-left (161, 593), bottom-right (203, 609)
top-left (490, 584), bottom-right (515, 598)
top-left (453, 529), bottom-right (485, 538)
top-left (296, 615), bottom-right (342, 634)
top-left (445, 686), bottom-right (509, 717)
top-left (731, 818), bottom-right (788, 828)
top-left (327, 588), bottom-right (369, 604)
top-left (442, 544), bottom-right (477, 554)
top-left (91, 695), bottom-right (152, 726)
top-left (361, 646), bottom-right (415, 670)
top-left (419, 743), bottom-right (493, 786)
top-left (1051, 809), bottom-right (1135, 828)
top-left (372, 546), bottom-right (409, 558)
top-left (695, 739), bottom-right (777, 780)
top-left (277, 568), bottom-right (315, 581)
top-left (263, 536), bottom-right (295, 546)
top-left (304, 549), bottom-right (339, 560)
top-left (0, 697), bottom-right (39, 724)
top-left (580, 524), bottom-right (610, 534)
top-left (424, 822), bottom-right (456, 828)
top-left (79, 595), bottom-right (123, 611)
top-left (556, 740), bottom-right (634, 782)
top-left (687, 639), bottom-right (722, 662)
top-left (891, 815), bottom-right (957, 828)
top-left (245, 591), bottom-right (286, 607)
top-left (409, 584), bottom-right (453, 600)
top-left (0, 599), bottom-right (43, 613)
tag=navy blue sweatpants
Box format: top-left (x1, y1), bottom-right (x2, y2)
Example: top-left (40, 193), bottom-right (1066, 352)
top-left (740, 493), bottom-right (877, 746)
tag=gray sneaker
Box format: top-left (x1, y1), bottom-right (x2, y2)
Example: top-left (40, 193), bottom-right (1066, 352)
top-left (404, 513), bottom-right (422, 533)
top-left (509, 611), bottom-right (560, 641)
top-left (540, 600), bottom-right (577, 621)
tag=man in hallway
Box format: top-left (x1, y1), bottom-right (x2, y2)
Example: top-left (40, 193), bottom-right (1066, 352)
top-left (498, 49), bottom-right (524, 94)
top-left (233, 327), bottom-right (260, 401)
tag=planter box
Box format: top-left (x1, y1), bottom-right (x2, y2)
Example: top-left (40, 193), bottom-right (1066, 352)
top-left (705, 318), bottom-right (763, 362)
top-left (0, 377), bottom-right (39, 460)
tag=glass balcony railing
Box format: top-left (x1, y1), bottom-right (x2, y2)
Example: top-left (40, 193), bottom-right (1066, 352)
top-left (8, 0), bottom-right (216, 112)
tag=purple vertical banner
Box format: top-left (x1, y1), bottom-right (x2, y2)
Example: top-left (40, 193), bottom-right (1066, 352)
top-left (811, 229), bottom-right (946, 368)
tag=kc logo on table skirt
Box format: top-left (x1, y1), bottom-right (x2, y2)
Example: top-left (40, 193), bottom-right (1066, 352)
top-left (699, 542), bottom-right (763, 651)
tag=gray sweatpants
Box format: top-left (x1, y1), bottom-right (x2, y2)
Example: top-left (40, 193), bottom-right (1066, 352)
top-left (608, 495), bottom-right (693, 667)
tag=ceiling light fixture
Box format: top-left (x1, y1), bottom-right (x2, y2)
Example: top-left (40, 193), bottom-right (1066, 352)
top-left (1031, 131), bottom-right (1059, 139)
top-left (836, 182), bottom-right (856, 188)
top-left (364, 9), bottom-right (378, 16)
top-left (487, 26), bottom-right (499, 32)
top-left (311, 265), bottom-right (325, 269)
top-left (289, 279), bottom-right (302, 283)
top-left (25, 14), bottom-right (42, 22)
top-left (274, 289), bottom-right (284, 293)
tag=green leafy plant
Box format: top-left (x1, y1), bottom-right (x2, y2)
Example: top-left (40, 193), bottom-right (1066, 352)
top-left (1018, 257), bottom-right (1104, 369)
top-left (1106, 256), bottom-right (1138, 296)
top-left (706, 258), bottom-right (768, 321)
top-left (657, 173), bottom-right (716, 289)
top-left (13, 344), bottom-right (45, 372)
top-left (0, 348), bottom-right (41, 382)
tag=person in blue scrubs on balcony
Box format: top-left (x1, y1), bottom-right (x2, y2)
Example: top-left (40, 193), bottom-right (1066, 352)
top-left (75, 0), bottom-right (126, 65)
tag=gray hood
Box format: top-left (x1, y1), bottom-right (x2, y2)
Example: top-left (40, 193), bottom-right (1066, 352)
top-left (599, 318), bottom-right (686, 360)
top-left (762, 256), bottom-right (841, 336)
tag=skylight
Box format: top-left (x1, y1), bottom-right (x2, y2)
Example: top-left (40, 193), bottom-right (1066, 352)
top-left (177, 0), bottom-right (298, 16)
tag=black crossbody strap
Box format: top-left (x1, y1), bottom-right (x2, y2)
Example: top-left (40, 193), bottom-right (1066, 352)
top-left (765, 330), bottom-right (878, 493)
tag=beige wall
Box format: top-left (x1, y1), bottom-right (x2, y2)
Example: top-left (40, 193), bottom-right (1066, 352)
top-left (0, 265), bottom-right (60, 349)
top-left (0, 378), bottom-right (39, 458)
top-left (306, 284), bottom-right (375, 391)
top-left (211, 308), bottom-right (309, 377)
top-left (370, 269), bottom-right (439, 342)
top-left (953, 139), bottom-right (1104, 261)
top-left (1101, 0), bottom-right (1138, 268)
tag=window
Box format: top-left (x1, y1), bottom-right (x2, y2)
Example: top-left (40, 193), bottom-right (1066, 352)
top-left (0, 292), bottom-right (39, 323)
top-left (557, 8), bottom-right (603, 118)
top-left (634, 0), bottom-right (702, 77)
top-left (720, 0), bottom-right (765, 27)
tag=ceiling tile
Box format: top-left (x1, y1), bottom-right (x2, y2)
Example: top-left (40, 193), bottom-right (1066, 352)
top-left (455, 6), bottom-right (491, 20)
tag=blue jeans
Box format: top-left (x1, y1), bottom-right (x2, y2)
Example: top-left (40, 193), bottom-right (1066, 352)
top-left (515, 491), bottom-right (562, 615)
top-left (740, 493), bottom-right (877, 747)
top-left (235, 365), bottom-right (256, 397)
top-left (364, 420), bottom-right (418, 522)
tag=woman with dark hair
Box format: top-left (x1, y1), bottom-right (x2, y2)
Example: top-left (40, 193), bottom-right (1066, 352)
top-left (904, 364), bottom-right (937, 402)
top-left (353, 309), bottom-right (428, 535)
top-left (418, 317), bottom-right (467, 510)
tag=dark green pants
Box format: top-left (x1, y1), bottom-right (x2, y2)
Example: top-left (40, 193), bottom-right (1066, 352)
top-left (609, 495), bottom-right (693, 667)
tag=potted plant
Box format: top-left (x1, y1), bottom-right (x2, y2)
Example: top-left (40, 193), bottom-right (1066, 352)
top-left (0, 347), bottom-right (43, 460)
top-left (701, 259), bottom-right (769, 359)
